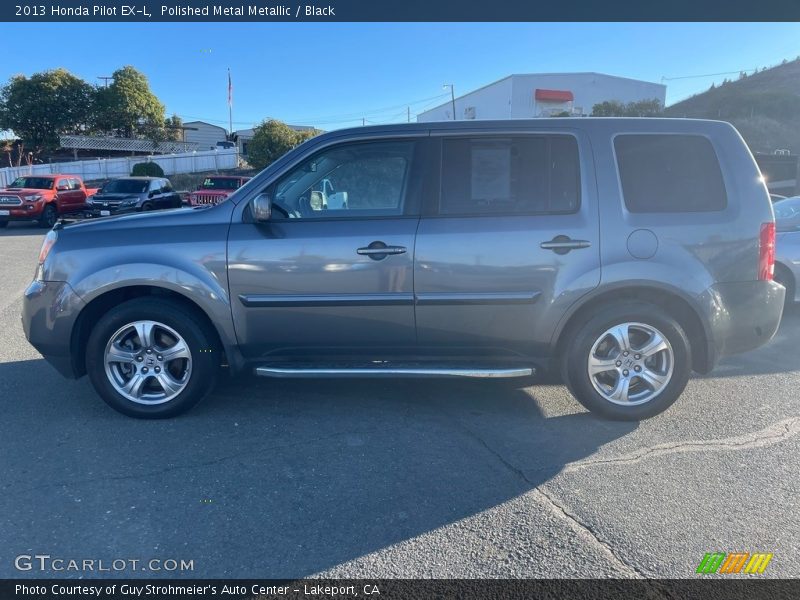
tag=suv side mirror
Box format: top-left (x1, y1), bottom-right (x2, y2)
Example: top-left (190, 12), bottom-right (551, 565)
top-left (252, 193), bottom-right (272, 222)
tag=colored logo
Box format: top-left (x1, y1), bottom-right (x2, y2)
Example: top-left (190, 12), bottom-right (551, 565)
top-left (696, 552), bottom-right (773, 574)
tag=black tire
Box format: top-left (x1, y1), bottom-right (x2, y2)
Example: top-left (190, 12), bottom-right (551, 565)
top-left (0, 220), bottom-right (8, 228)
top-left (39, 204), bottom-right (58, 228)
top-left (141, 202), bottom-right (154, 211)
top-left (85, 297), bottom-right (220, 418)
top-left (774, 264), bottom-right (795, 309)
top-left (561, 302), bottom-right (691, 421)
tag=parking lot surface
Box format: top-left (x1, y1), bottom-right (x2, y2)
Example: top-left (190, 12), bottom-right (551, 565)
top-left (1, 221), bottom-right (798, 578)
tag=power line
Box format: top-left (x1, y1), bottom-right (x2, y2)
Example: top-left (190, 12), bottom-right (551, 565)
top-left (176, 92), bottom-right (452, 129)
top-left (661, 67), bottom-right (761, 82)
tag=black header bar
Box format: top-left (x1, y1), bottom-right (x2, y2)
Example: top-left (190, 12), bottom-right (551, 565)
top-left (2, 0), bottom-right (800, 22)
top-left (3, 579), bottom-right (800, 600)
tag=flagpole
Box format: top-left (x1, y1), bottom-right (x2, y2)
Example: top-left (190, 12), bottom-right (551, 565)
top-left (227, 68), bottom-right (233, 141)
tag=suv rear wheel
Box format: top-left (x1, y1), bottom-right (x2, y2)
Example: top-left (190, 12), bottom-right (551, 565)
top-left (86, 298), bottom-right (219, 418)
top-left (562, 302), bottom-right (691, 420)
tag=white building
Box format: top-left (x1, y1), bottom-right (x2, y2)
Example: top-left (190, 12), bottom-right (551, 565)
top-left (417, 72), bottom-right (667, 121)
top-left (183, 121), bottom-right (229, 150)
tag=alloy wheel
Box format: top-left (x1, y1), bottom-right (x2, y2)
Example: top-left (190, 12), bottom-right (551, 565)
top-left (103, 320), bottom-right (192, 405)
top-left (587, 321), bottom-right (674, 406)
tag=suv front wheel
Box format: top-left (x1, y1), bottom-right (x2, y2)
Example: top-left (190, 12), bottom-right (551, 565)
top-left (86, 298), bottom-right (219, 418)
top-left (562, 302), bottom-right (691, 420)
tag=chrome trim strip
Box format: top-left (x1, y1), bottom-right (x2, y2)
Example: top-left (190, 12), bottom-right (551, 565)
top-left (414, 291), bottom-right (541, 306)
top-left (255, 366), bottom-right (534, 379)
top-left (239, 293), bottom-right (414, 307)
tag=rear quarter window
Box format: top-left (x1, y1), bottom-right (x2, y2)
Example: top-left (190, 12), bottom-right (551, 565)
top-left (614, 134), bottom-right (727, 213)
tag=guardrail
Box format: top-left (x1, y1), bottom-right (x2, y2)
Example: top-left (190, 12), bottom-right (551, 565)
top-left (0, 148), bottom-right (239, 187)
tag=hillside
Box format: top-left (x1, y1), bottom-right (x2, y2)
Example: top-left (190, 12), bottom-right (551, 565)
top-left (664, 59), bottom-right (800, 154)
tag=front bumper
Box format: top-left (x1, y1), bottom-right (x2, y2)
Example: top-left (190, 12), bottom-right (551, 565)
top-left (188, 194), bottom-right (228, 206)
top-left (86, 205), bottom-right (139, 217)
top-left (22, 280), bottom-right (86, 378)
top-left (0, 204), bottom-right (44, 220)
top-left (701, 279), bottom-right (785, 366)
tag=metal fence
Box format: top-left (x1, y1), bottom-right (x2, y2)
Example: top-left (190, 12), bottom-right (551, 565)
top-left (0, 149), bottom-right (239, 187)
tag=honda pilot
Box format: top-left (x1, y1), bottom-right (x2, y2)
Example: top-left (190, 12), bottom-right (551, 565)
top-left (22, 119), bottom-right (785, 420)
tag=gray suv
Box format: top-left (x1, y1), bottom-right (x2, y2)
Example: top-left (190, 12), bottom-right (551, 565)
top-left (87, 177), bottom-right (182, 216)
top-left (22, 119), bottom-right (785, 420)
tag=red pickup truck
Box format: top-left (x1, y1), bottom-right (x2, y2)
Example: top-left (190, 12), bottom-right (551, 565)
top-left (187, 175), bottom-right (250, 206)
top-left (0, 174), bottom-right (98, 228)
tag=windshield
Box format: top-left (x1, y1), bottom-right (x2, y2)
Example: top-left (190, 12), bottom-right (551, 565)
top-left (774, 198), bottom-right (800, 221)
top-left (8, 177), bottom-right (54, 190)
top-left (103, 179), bottom-right (149, 194)
top-left (200, 177), bottom-right (242, 190)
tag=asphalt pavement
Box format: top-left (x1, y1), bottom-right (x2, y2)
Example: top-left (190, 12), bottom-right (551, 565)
top-left (1, 221), bottom-right (797, 579)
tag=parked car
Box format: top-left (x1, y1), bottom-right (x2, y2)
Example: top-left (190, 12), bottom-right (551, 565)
top-left (774, 196), bottom-right (800, 305)
top-left (0, 175), bottom-right (98, 228)
top-left (187, 175), bottom-right (251, 206)
top-left (22, 119), bottom-right (784, 420)
top-left (87, 177), bottom-right (182, 216)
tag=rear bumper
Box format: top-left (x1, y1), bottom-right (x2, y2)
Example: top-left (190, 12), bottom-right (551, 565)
top-left (22, 280), bottom-right (85, 378)
top-left (702, 280), bottom-right (785, 366)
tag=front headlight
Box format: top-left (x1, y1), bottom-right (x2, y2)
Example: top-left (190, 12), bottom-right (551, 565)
top-left (120, 198), bottom-right (138, 206)
top-left (35, 229), bottom-right (58, 281)
top-left (24, 194), bottom-right (42, 202)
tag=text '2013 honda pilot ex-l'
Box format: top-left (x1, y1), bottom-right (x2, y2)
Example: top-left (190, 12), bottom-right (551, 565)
top-left (22, 119), bottom-right (785, 420)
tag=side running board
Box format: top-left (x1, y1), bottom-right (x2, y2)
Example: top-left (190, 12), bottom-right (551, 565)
top-left (254, 364), bottom-right (534, 379)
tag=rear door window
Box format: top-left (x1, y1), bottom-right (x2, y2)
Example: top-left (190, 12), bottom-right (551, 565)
top-left (614, 134), bottom-right (727, 213)
top-left (439, 135), bottom-right (580, 216)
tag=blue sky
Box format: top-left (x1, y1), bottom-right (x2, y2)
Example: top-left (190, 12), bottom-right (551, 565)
top-left (2, 22), bottom-right (798, 131)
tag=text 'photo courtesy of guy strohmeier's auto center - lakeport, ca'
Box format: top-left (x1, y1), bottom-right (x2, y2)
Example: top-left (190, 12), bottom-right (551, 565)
top-left (1, 3), bottom-right (800, 599)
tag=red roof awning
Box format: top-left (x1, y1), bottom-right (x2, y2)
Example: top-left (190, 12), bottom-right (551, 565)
top-left (535, 89), bottom-right (574, 102)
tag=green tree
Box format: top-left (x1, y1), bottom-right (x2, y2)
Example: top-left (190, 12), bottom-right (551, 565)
top-left (165, 114), bottom-right (184, 141)
top-left (246, 120), bottom-right (321, 170)
top-left (0, 68), bottom-right (94, 156)
top-left (94, 66), bottom-right (166, 139)
top-left (624, 99), bottom-right (663, 117)
top-left (591, 100), bottom-right (627, 116)
top-left (591, 98), bottom-right (663, 117)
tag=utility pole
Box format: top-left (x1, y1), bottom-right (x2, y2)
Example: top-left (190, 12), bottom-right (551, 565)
top-left (227, 68), bottom-right (233, 141)
top-left (97, 76), bottom-right (112, 88)
top-left (443, 84), bottom-right (456, 120)
top-left (362, 118), bottom-right (366, 126)
top-left (407, 106), bottom-right (411, 123)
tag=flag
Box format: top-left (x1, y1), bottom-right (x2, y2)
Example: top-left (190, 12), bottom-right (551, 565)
top-left (227, 69), bottom-right (233, 107)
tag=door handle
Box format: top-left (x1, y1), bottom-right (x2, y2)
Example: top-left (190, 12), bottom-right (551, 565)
top-left (540, 235), bottom-right (591, 255)
top-left (357, 242), bottom-right (407, 260)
